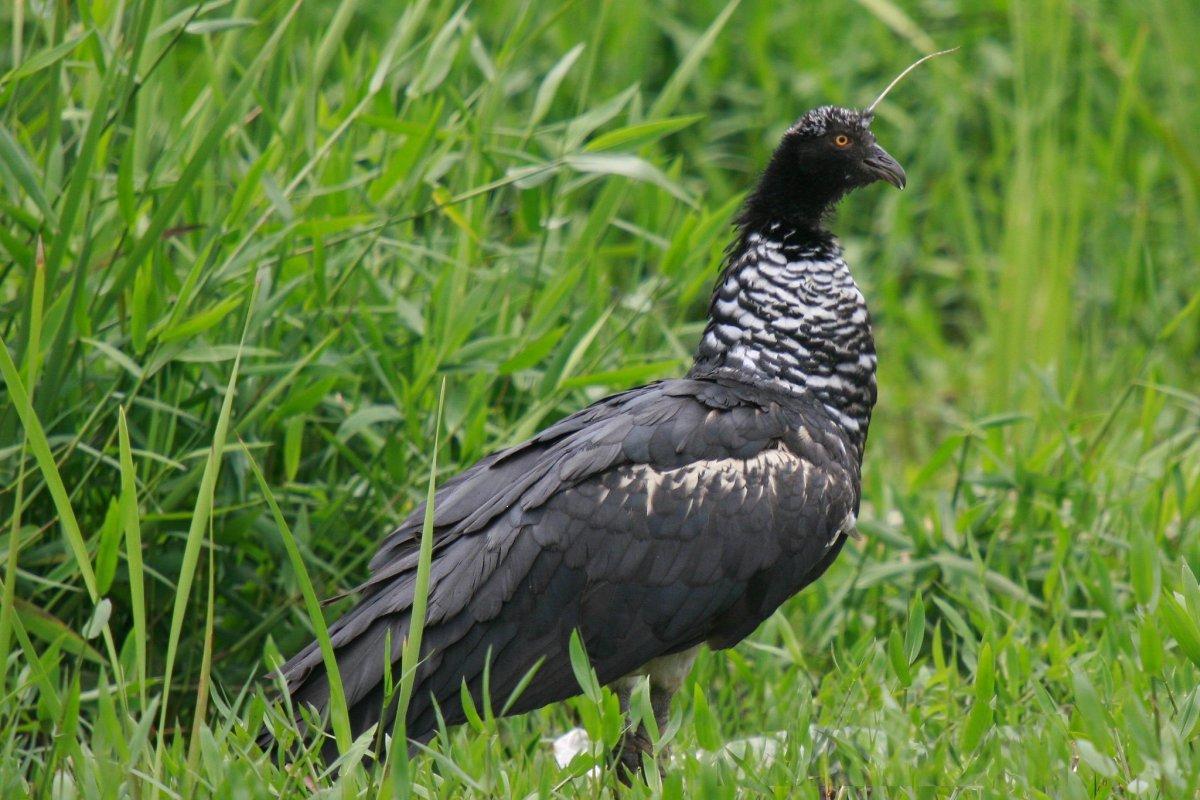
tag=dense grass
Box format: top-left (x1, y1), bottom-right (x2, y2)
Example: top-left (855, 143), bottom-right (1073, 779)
top-left (2, 0), bottom-right (1199, 796)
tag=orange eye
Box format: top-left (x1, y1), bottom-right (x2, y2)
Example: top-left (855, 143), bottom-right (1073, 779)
top-left (833, 134), bottom-right (852, 148)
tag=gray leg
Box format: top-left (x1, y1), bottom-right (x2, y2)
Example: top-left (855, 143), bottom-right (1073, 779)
top-left (647, 681), bottom-right (676, 758)
top-left (611, 648), bottom-right (699, 781)
top-left (613, 682), bottom-right (674, 780)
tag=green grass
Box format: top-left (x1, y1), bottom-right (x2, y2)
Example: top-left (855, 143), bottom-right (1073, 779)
top-left (2, 0), bottom-right (1199, 796)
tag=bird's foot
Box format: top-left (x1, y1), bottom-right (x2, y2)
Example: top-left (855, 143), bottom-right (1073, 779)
top-left (611, 728), bottom-right (655, 783)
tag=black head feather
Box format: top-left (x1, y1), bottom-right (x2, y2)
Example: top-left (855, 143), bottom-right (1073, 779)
top-left (739, 106), bottom-right (904, 233)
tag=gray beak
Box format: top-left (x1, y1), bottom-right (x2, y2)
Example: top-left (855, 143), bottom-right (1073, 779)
top-left (863, 144), bottom-right (906, 189)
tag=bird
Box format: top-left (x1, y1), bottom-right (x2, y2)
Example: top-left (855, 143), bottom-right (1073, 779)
top-left (268, 100), bottom-right (908, 773)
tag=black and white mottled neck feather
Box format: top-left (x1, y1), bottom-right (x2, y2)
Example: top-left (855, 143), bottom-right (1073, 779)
top-left (689, 105), bottom-right (900, 457)
top-left (690, 224), bottom-right (876, 452)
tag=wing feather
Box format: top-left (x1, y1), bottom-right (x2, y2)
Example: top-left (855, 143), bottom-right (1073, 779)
top-left (279, 378), bottom-right (859, 749)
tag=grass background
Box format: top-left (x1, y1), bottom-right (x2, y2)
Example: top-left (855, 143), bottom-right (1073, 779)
top-left (2, 0), bottom-right (1199, 796)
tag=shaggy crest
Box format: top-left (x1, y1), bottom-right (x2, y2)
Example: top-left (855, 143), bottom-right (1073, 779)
top-left (787, 105), bottom-right (871, 138)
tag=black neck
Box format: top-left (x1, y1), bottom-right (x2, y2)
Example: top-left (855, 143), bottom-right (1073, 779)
top-left (737, 150), bottom-right (849, 234)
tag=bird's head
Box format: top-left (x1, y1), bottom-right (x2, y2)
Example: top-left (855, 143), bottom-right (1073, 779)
top-left (783, 105), bottom-right (906, 191)
top-left (743, 106), bottom-right (904, 229)
top-left (740, 49), bottom-right (954, 231)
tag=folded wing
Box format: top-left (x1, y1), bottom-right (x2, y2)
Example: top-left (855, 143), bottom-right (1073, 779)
top-left (277, 378), bottom-right (858, 747)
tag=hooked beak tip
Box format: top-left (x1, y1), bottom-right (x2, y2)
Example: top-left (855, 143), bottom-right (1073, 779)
top-left (863, 145), bottom-right (906, 190)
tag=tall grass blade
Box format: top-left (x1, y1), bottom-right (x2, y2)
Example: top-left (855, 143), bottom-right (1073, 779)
top-left (95, 0), bottom-right (304, 320)
top-left (649, 0), bottom-right (740, 118)
top-left (0, 333), bottom-right (99, 599)
top-left (152, 272), bottom-right (261, 783)
top-left (117, 407), bottom-right (147, 711)
top-left (383, 380), bottom-right (446, 799)
top-left (244, 441), bottom-right (353, 755)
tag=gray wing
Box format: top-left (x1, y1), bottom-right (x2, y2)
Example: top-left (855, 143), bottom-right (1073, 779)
top-left (279, 378), bottom-right (859, 746)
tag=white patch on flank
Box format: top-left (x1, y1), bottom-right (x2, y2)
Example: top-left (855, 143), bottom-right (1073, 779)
top-left (613, 646), bottom-right (701, 698)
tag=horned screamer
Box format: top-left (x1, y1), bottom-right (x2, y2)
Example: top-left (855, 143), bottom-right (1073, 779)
top-left (269, 53), bottom-right (950, 773)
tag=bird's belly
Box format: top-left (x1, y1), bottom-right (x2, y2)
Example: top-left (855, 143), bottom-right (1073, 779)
top-left (611, 646), bottom-right (701, 695)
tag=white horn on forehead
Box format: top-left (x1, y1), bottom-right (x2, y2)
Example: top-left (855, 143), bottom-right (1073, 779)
top-left (864, 48), bottom-right (958, 116)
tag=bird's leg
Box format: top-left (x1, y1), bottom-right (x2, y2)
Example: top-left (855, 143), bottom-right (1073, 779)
top-left (611, 648), bottom-right (698, 781)
top-left (648, 682), bottom-right (675, 762)
top-left (612, 682), bottom-right (651, 780)
top-left (611, 680), bottom-right (678, 781)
